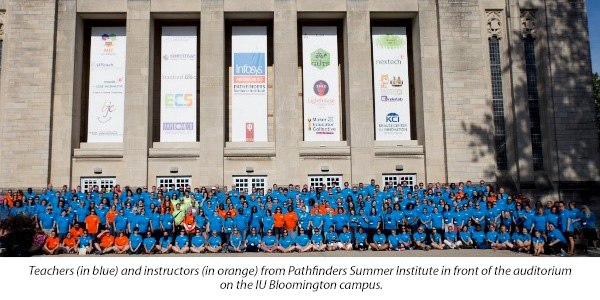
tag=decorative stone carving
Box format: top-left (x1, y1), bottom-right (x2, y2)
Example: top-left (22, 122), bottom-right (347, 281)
top-left (487, 11), bottom-right (502, 39)
top-left (521, 10), bottom-right (537, 39)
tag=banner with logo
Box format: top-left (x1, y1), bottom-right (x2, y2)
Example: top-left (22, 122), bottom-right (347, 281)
top-left (87, 27), bottom-right (126, 143)
top-left (160, 26), bottom-right (197, 142)
top-left (372, 27), bottom-right (411, 141)
top-left (231, 26), bottom-right (268, 142)
top-left (302, 26), bottom-right (340, 141)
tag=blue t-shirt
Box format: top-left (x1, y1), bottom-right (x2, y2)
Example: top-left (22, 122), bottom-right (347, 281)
top-left (413, 232), bottom-right (426, 242)
top-left (311, 234), bottom-right (324, 245)
top-left (459, 231), bottom-right (471, 242)
top-left (161, 214), bottom-right (174, 230)
top-left (229, 235), bottom-right (243, 247)
top-left (532, 214), bottom-right (547, 231)
top-left (471, 231), bottom-right (486, 244)
top-left (39, 213), bottom-right (55, 230)
top-left (486, 231), bottom-right (499, 243)
top-left (498, 232), bottom-right (511, 243)
top-left (373, 233), bottom-right (386, 244)
top-left (143, 237), bottom-right (156, 249)
top-left (295, 234), bottom-right (310, 247)
top-left (209, 216), bottom-right (223, 232)
top-left (130, 234), bottom-right (143, 249)
top-left (355, 232), bottom-right (368, 244)
top-left (334, 214), bottom-right (349, 231)
top-left (532, 236), bottom-right (545, 244)
top-left (56, 216), bottom-right (71, 233)
top-left (325, 232), bottom-right (339, 243)
top-left (246, 234), bottom-right (261, 246)
top-left (208, 235), bottom-right (222, 247)
top-left (175, 235), bottom-right (189, 248)
top-left (263, 235), bottom-right (277, 246)
top-left (445, 231), bottom-right (457, 242)
top-left (547, 229), bottom-right (567, 244)
top-left (279, 236), bottom-right (293, 248)
top-left (431, 233), bottom-right (442, 243)
top-left (398, 233), bottom-right (411, 243)
top-left (191, 235), bottom-right (206, 247)
top-left (79, 236), bottom-right (92, 248)
top-left (339, 232), bottom-right (352, 243)
top-left (387, 234), bottom-right (400, 247)
top-left (159, 236), bottom-right (172, 248)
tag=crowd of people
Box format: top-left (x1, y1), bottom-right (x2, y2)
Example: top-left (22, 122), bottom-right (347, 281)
top-left (0, 180), bottom-right (598, 256)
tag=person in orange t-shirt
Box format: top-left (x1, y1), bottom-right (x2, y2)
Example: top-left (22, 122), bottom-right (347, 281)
top-left (43, 231), bottom-right (61, 255)
top-left (61, 233), bottom-right (77, 254)
top-left (113, 231), bottom-right (130, 254)
top-left (283, 206), bottom-right (298, 238)
top-left (106, 206), bottom-right (117, 235)
top-left (310, 204), bottom-right (321, 216)
top-left (70, 223), bottom-right (84, 238)
top-left (84, 210), bottom-right (101, 239)
top-left (94, 230), bottom-right (115, 254)
top-left (273, 207), bottom-right (285, 238)
top-left (183, 211), bottom-right (196, 235)
top-left (3, 190), bottom-right (14, 207)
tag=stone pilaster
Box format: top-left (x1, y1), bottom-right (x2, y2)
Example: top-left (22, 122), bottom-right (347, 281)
top-left (274, 0), bottom-right (300, 184)
top-left (123, 0), bottom-right (152, 186)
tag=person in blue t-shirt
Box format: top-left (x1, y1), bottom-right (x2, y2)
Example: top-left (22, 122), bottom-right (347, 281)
top-left (354, 227), bottom-right (369, 251)
top-left (370, 228), bottom-right (388, 251)
top-left (173, 230), bottom-right (190, 254)
top-left (277, 230), bottom-right (295, 253)
top-left (387, 229), bottom-right (401, 251)
top-left (430, 227), bottom-right (445, 250)
top-left (246, 227), bottom-right (261, 252)
top-left (546, 224), bottom-right (568, 256)
top-left (158, 230), bottom-right (173, 254)
top-left (191, 231), bottom-right (207, 253)
top-left (531, 208), bottom-right (548, 233)
top-left (458, 225), bottom-right (473, 249)
top-left (311, 228), bottom-right (326, 251)
top-left (495, 225), bottom-right (513, 250)
top-left (228, 228), bottom-right (245, 253)
top-left (338, 226), bottom-right (353, 251)
top-left (444, 226), bottom-right (459, 249)
top-left (295, 228), bottom-right (312, 253)
top-left (142, 231), bottom-right (156, 254)
top-left (413, 226), bottom-right (430, 251)
top-left (129, 228), bottom-right (143, 254)
top-left (513, 227), bottom-right (532, 253)
top-left (207, 230), bottom-right (223, 253)
top-left (487, 224), bottom-right (499, 249)
top-left (532, 230), bottom-right (546, 256)
top-left (78, 230), bottom-right (93, 254)
top-left (325, 225), bottom-right (339, 251)
top-left (261, 229), bottom-right (278, 253)
top-left (56, 210), bottom-right (71, 241)
top-left (471, 225), bottom-right (490, 249)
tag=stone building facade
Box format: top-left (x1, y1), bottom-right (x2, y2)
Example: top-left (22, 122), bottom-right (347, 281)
top-left (0, 0), bottom-right (598, 202)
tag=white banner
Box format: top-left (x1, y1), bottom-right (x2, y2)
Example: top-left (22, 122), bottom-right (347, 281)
top-left (372, 27), bottom-right (411, 141)
top-left (302, 27), bottom-right (340, 141)
top-left (160, 27), bottom-right (198, 142)
top-left (87, 27), bottom-right (126, 143)
top-left (231, 26), bottom-right (268, 142)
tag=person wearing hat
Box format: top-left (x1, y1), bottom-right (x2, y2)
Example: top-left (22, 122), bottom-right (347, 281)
top-left (93, 230), bottom-right (115, 255)
top-left (38, 206), bottom-right (55, 236)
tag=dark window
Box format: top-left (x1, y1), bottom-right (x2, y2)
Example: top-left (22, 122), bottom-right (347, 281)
top-left (524, 37), bottom-right (544, 171)
top-left (488, 37), bottom-right (508, 170)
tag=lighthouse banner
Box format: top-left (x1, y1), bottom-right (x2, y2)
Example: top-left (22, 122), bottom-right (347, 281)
top-left (372, 27), bottom-right (411, 141)
top-left (302, 26), bottom-right (341, 142)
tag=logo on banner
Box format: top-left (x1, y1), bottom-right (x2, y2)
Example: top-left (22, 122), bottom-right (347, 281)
top-left (310, 48), bottom-right (331, 70)
top-left (163, 122), bottom-right (194, 131)
top-left (101, 33), bottom-right (117, 53)
top-left (313, 80), bottom-right (330, 96)
top-left (375, 34), bottom-right (405, 49)
top-left (98, 100), bottom-right (116, 123)
top-left (386, 113), bottom-right (400, 123)
top-left (162, 53), bottom-right (197, 61)
top-left (307, 117), bottom-right (336, 135)
top-left (246, 123), bottom-right (254, 142)
top-left (165, 94), bottom-right (193, 107)
top-left (233, 53), bottom-right (266, 84)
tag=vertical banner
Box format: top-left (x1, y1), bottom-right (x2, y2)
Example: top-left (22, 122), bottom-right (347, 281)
top-left (87, 27), bottom-right (127, 143)
top-left (372, 27), bottom-right (411, 141)
top-left (302, 27), bottom-right (341, 141)
top-left (231, 26), bottom-right (268, 142)
top-left (160, 26), bottom-right (198, 142)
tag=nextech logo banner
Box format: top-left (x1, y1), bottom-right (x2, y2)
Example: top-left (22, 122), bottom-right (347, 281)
top-left (372, 27), bottom-right (411, 141)
top-left (302, 26), bottom-right (341, 142)
top-left (231, 26), bottom-right (268, 142)
top-left (87, 27), bottom-right (126, 143)
top-left (160, 26), bottom-right (197, 142)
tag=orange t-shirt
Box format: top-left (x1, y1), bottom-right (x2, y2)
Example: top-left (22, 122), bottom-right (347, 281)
top-left (106, 211), bottom-right (116, 223)
top-left (115, 236), bottom-right (129, 247)
top-left (84, 215), bottom-right (101, 234)
top-left (184, 215), bottom-right (196, 233)
top-left (46, 237), bottom-right (60, 249)
top-left (70, 227), bottom-right (83, 238)
top-left (310, 206), bottom-right (321, 216)
top-left (487, 196), bottom-right (496, 203)
top-left (63, 238), bottom-right (76, 248)
top-left (3, 195), bottom-right (14, 207)
top-left (100, 235), bottom-right (115, 247)
top-left (273, 213), bottom-right (285, 227)
top-left (283, 212), bottom-right (298, 230)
